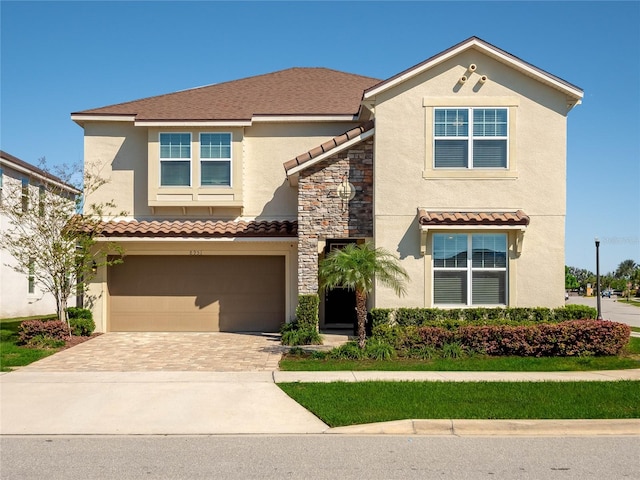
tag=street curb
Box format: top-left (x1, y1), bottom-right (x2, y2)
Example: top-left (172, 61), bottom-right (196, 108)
top-left (326, 419), bottom-right (640, 436)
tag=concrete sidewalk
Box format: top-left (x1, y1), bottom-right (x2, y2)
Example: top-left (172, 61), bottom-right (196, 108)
top-left (1, 369), bottom-right (639, 436)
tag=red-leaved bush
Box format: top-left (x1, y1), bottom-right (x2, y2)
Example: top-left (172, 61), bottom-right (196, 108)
top-left (394, 320), bottom-right (630, 357)
top-left (18, 320), bottom-right (68, 345)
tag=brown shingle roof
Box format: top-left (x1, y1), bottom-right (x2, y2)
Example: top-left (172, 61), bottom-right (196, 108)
top-left (84, 219), bottom-right (297, 238)
top-left (418, 210), bottom-right (530, 226)
top-left (73, 68), bottom-right (381, 121)
top-left (283, 120), bottom-right (375, 173)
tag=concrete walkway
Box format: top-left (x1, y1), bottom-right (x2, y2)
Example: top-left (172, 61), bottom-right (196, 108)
top-left (1, 331), bottom-right (639, 437)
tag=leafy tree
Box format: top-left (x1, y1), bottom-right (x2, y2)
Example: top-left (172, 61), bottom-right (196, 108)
top-left (565, 266), bottom-right (579, 290)
top-left (319, 242), bottom-right (409, 348)
top-left (0, 159), bottom-right (124, 332)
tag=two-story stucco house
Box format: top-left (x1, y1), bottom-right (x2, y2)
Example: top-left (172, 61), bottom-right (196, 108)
top-left (72, 37), bottom-right (583, 333)
top-left (0, 151), bottom-right (80, 318)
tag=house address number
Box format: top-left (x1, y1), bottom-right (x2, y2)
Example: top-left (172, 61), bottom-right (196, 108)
top-left (189, 250), bottom-right (203, 256)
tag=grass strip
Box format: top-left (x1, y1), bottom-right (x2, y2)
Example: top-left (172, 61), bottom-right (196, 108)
top-left (279, 381), bottom-right (640, 427)
top-left (280, 355), bottom-right (640, 371)
top-left (0, 318), bottom-right (58, 372)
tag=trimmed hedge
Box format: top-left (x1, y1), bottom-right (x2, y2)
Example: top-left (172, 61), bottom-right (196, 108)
top-left (18, 320), bottom-right (68, 345)
top-left (296, 294), bottom-right (319, 331)
top-left (372, 320), bottom-right (630, 357)
top-left (370, 305), bottom-right (598, 329)
top-left (66, 307), bottom-right (95, 336)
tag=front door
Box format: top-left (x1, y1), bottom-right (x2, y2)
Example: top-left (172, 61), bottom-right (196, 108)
top-left (323, 240), bottom-right (357, 329)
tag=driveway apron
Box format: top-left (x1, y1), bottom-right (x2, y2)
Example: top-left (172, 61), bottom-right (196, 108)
top-left (1, 332), bottom-right (329, 435)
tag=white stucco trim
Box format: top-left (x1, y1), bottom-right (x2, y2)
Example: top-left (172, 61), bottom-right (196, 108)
top-left (252, 115), bottom-right (358, 123)
top-left (136, 120), bottom-right (252, 127)
top-left (71, 115), bottom-right (136, 123)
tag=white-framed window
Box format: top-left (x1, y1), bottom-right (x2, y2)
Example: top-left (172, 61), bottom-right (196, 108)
top-left (160, 133), bottom-right (191, 186)
top-left (433, 233), bottom-right (507, 305)
top-left (200, 133), bottom-right (231, 186)
top-left (434, 108), bottom-right (508, 168)
top-left (21, 178), bottom-right (29, 212)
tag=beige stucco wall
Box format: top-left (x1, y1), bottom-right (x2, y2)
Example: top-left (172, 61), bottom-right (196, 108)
top-left (83, 120), bottom-right (357, 221)
top-left (83, 122), bottom-right (148, 218)
top-left (87, 240), bottom-right (298, 332)
top-left (242, 122), bottom-right (359, 218)
top-left (372, 49), bottom-right (570, 308)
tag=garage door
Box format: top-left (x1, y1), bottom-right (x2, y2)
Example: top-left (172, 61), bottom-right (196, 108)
top-left (108, 255), bottom-right (285, 332)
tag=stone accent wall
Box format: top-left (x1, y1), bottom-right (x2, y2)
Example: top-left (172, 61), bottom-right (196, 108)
top-left (297, 137), bottom-right (374, 294)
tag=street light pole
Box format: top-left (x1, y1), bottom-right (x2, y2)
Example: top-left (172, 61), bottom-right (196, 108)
top-left (595, 237), bottom-right (602, 320)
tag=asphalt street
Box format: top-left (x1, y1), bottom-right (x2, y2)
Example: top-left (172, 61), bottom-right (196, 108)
top-left (1, 435), bottom-right (639, 480)
top-left (567, 295), bottom-right (640, 327)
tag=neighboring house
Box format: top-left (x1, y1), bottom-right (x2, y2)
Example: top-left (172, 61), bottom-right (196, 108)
top-left (72, 37), bottom-right (583, 333)
top-left (0, 151), bottom-right (80, 318)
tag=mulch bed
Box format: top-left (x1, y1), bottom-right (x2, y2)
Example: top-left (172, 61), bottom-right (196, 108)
top-left (61, 333), bottom-right (103, 350)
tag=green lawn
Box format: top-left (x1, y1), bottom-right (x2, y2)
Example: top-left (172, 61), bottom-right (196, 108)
top-left (278, 381), bottom-right (640, 426)
top-left (280, 337), bottom-right (640, 371)
top-left (0, 315), bottom-right (58, 372)
top-left (619, 299), bottom-right (640, 307)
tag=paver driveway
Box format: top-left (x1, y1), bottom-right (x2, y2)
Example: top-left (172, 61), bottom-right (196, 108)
top-left (18, 332), bottom-right (286, 372)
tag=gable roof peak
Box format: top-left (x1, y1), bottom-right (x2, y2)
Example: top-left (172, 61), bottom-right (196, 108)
top-left (364, 36), bottom-right (583, 104)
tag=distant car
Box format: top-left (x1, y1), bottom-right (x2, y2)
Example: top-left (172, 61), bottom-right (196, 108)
top-left (565, 291), bottom-right (569, 301)
top-left (602, 291), bottom-right (611, 298)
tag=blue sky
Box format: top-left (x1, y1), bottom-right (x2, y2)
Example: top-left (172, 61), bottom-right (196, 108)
top-left (1, 1), bottom-right (638, 274)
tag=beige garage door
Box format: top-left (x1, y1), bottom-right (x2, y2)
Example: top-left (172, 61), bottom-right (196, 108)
top-left (108, 255), bottom-right (285, 332)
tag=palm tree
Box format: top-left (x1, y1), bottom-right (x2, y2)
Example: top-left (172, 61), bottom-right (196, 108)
top-left (615, 259), bottom-right (638, 280)
top-left (318, 242), bottom-right (409, 348)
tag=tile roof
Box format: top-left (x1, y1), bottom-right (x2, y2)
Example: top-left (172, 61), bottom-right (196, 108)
top-left (73, 68), bottom-right (381, 121)
top-left (82, 219), bottom-right (297, 238)
top-left (418, 210), bottom-right (530, 226)
top-left (283, 120), bottom-right (375, 173)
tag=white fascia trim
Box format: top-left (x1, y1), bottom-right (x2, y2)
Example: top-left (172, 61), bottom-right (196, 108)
top-left (286, 128), bottom-right (375, 178)
top-left (364, 39), bottom-right (583, 101)
top-left (419, 224), bottom-right (527, 232)
top-left (135, 120), bottom-right (252, 127)
top-left (0, 158), bottom-right (81, 194)
top-left (251, 115), bottom-right (359, 123)
top-left (94, 236), bottom-right (297, 243)
top-left (70, 115), bottom-right (136, 122)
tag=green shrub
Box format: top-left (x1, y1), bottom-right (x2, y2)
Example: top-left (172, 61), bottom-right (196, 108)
top-left (364, 338), bottom-right (395, 360)
top-left (0, 329), bottom-right (14, 342)
top-left (281, 327), bottom-right (322, 346)
top-left (27, 334), bottom-right (65, 349)
top-left (66, 307), bottom-right (93, 320)
top-left (370, 308), bottom-right (393, 327)
top-left (441, 341), bottom-right (466, 359)
top-left (329, 342), bottom-right (364, 360)
top-left (554, 304), bottom-right (597, 321)
top-left (296, 294), bottom-right (319, 331)
top-left (69, 317), bottom-right (95, 336)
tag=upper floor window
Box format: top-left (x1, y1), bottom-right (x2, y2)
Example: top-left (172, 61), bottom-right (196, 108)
top-left (200, 133), bottom-right (231, 186)
top-left (160, 133), bottom-right (191, 186)
top-left (433, 233), bottom-right (507, 305)
top-left (434, 108), bottom-right (508, 169)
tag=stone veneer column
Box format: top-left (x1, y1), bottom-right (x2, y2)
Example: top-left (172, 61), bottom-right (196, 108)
top-left (297, 138), bottom-right (374, 294)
